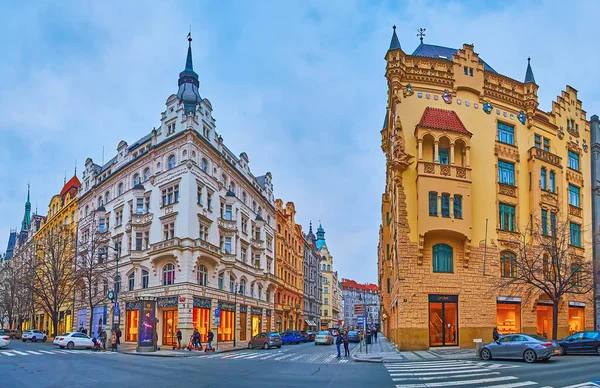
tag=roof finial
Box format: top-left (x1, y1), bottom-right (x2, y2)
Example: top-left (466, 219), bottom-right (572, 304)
top-left (187, 25), bottom-right (192, 43)
top-left (388, 25), bottom-right (401, 51)
top-left (64, 170), bottom-right (67, 185)
top-left (417, 28), bottom-right (426, 43)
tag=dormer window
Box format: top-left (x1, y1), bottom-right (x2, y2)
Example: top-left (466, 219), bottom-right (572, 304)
top-left (168, 155), bottom-right (176, 170)
top-left (143, 168), bottom-right (150, 182)
top-left (201, 158), bottom-right (208, 172)
top-left (167, 122), bottom-right (176, 135)
top-left (203, 125), bottom-right (210, 138)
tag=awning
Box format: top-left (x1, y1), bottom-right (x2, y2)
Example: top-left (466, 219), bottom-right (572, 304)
top-left (304, 319), bottom-right (312, 326)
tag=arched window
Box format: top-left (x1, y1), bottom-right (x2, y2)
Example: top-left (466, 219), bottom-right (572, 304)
top-left (128, 273), bottom-right (135, 291)
top-left (240, 279), bottom-right (247, 295)
top-left (133, 174), bottom-right (141, 186)
top-left (322, 264), bottom-right (326, 271)
top-left (98, 196), bottom-right (103, 206)
top-left (229, 276), bottom-right (236, 293)
top-left (105, 191), bottom-right (111, 204)
top-left (258, 285), bottom-right (263, 300)
top-left (218, 272), bottom-right (224, 290)
top-left (201, 158), bottom-right (208, 172)
top-left (143, 168), bottom-right (150, 182)
top-left (327, 265), bottom-right (331, 271)
top-left (242, 192), bottom-right (247, 204)
top-left (197, 265), bottom-right (208, 286)
top-left (142, 270), bottom-right (149, 289)
top-left (163, 263), bottom-right (175, 285)
top-left (500, 251), bottom-right (517, 278)
top-left (432, 243), bottom-right (453, 273)
top-left (541, 168), bottom-right (547, 190)
top-left (118, 183), bottom-right (124, 196)
top-left (168, 155), bottom-right (176, 170)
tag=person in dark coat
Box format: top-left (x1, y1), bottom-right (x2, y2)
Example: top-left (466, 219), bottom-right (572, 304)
top-left (100, 328), bottom-right (107, 352)
top-left (116, 327), bottom-right (122, 345)
top-left (335, 330), bottom-right (343, 357)
top-left (342, 331), bottom-right (350, 357)
top-left (176, 329), bottom-right (182, 349)
top-left (493, 327), bottom-right (500, 341)
top-left (207, 330), bottom-right (214, 350)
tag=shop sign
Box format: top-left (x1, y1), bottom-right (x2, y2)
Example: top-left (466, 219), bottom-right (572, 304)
top-left (569, 302), bottom-right (585, 307)
top-left (265, 309), bottom-right (272, 316)
top-left (157, 296), bottom-right (179, 308)
top-left (126, 302), bottom-right (140, 311)
top-left (179, 297), bottom-right (186, 303)
top-left (193, 297), bottom-right (212, 309)
top-left (428, 294), bottom-right (458, 303)
top-left (239, 305), bottom-right (248, 314)
top-left (218, 302), bottom-right (236, 312)
top-left (251, 307), bottom-right (262, 316)
top-left (537, 300), bottom-right (554, 306)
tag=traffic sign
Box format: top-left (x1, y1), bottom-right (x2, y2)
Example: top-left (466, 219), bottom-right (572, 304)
top-left (215, 308), bottom-right (221, 318)
top-left (215, 317), bottom-right (221, 325)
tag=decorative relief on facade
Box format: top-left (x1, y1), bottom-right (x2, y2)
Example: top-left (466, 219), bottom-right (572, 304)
top-left (218, 301), bottom-right (236, 312)
top-left (217, 218), bottom-right (237, 232)
top-left (495, 143), bottom-right (520, 162)
top-left (157, 296), bottom-right (179, 308)
top-left (540, 192), bottom-right (559, 207)
top-left (196, 239), bottom-right (221, 255)
top-left (566, 169), bottom-right (584, 187)
top-left (569, 204), bottom-right (583, 218)
top-left (193, 297), bottom-right (212, 309)
top-left (529, 147), bottom-right (562, 167)
top-left (424, 163), bottom-right (435, 174)
top-left (132, 213), bottom-right (153, 225)
top-left (440, 165), bottom-right (450, 176)
top-left (455, 168), bottom-right (467, 179)
top-left (498, 183), bottom-right (517, 197)
top-left (483, 101), bottom-right (493, 114)
top-left (151, 237), bottom-right (180, 252)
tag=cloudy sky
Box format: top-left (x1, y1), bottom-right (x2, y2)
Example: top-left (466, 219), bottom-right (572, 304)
top-left (1, 0), bottom-right (599, 284)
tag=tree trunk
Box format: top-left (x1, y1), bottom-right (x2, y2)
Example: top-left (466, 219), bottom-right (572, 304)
top-left (552, 300), bottom-right (560, 340)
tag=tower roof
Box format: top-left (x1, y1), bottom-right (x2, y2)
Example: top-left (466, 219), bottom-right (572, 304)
top-left (316, 223), bottom-right (326, 250)
top-left (388, 25), bottom-right (401, 51)
top-left (21, 184), bottom-right (31, 232)
top-left (411, 43), bottom-right (497, 73)
top-left (418, 107), bottom-right (472, 135)
top-left (176, 34), bottom-right (202, 114)
top-left (382, 108), bottom-right (389, 130)
top-left (524, 57), bottom-right (536, 84)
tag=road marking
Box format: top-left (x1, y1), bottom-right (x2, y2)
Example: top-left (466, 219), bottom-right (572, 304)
top-left (257, 354), bottom-right (279, 360)
top-left (339, 359), bottom-right (349, 363)
top-left (244, 353), bottom-right (265, 359)
top-left (322, 354), bottom-right (337, 363)
top-left (289, 355), bottom-right (305, 362)
top-left (391, 368), bottom-right (486, 377)
top-left (395, 376), bottom-right (518, 388)
top-left (11, 350), bottom-right (28, 355)
top-left (387, 361), bottom-right (469, 368)
top-left (26, 350), bottom-right (42, 355)
top-left (2, 352), bottom-right (15, 356)
top-left (39, 350), bottom-right (56, 354)
top-left (274, 353), bottom-right (295, 360)
top-left (389, 365), bottom-right (485, 372)
top-left (393, 372), bottom-right (500, 381)
top-left (479, 383), bottom-right (537, 388)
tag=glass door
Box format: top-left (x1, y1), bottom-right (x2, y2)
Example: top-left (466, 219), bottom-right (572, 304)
top-left (162, 310), bottom-right (178, 346)
top-left (429, 295), bottom-right (458, 347)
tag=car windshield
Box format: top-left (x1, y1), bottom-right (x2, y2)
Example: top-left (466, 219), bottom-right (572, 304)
top-left (527, 334), bottom-right (548, 342)
top-left (318, 331), bottom-right (329, 335)
top-left (268, 333), bottom-right (280, 337)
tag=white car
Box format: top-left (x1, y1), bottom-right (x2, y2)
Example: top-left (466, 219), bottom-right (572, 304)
top-left (0, 334), bottom-right (10, 348)
top-left (22, 330), bottom-right (47, 342)
top-left (53, 332), bottom-right (94, 350)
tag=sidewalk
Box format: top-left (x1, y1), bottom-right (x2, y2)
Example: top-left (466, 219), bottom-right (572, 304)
top-left (352, 334), bottom-right (479, 363)
top-left (117, 341), bottom-right (247, 357)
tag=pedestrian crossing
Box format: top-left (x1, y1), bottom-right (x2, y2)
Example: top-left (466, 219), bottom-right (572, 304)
top-left (0, 348), bottom-right (117, 358)
top-left (195, 350), bottom-right (353, 364)
top-left (385, 360), bottom-right (547, 388)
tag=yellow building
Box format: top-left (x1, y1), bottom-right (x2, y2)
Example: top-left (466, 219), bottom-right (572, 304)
top-left (316, 225), bottom-right (340, 329)
top-left (378, 28), bottom-right (594, 350)
top-left (32, 174), bottom-right (80, 335)
top-left (274, 200), bottom-right (304, 331)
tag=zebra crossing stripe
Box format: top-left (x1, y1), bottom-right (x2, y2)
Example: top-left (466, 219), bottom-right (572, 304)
top-left (395, 376), bottom-right (519, 388)
top-left (390, 366), bottom-right (484, 373)
top-left (322, 354), bottom-right (337, 363)
top-left (393, 372), bottom-right (500, 382)
top-left (2, 352), bottom-right (15, 356)
top-left (26, 350), bottom-right (42, 355)
top-left (483, 383), bottom-right (538, 388)
top-left (39, 350), bottom-right (56, 354)
top-left (274, 354), bottom-right (295, 361)
top-left (11, 351), bottom-right (28, 355)
top-left (339, 359), bottom-right (349, 363)
top-left (257, 354), bottom-right (279, 360)
top-left (387, 361), bottom-right (468, 368)
top-left (289, 355), bottom-right (305, 362)
top-left (391, 368), bottom-right (484, 377)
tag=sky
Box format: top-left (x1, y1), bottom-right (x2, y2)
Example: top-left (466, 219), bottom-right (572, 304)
top-left (1, 0), bottom-right (600, 285)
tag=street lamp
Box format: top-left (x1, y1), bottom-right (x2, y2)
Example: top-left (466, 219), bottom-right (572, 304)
top-left (232, 281), bottom-right (241, 347)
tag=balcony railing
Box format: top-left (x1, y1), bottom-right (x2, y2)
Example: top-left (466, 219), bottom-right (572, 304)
top-left (528, 147), bottom-right (562, 167)
top-left (417, 161), bottom-right (471, 182)
top-left (251, 238), bottom-right (265, 250)
top-left (196, 239), bottom-right (221, 255)
top-left (217, 218), bottom-right (237, 232)
top-left (150, 237), bottom-right (180, 252)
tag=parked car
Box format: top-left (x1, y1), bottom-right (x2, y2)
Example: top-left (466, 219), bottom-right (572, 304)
top-left (8, 329), bottom-right (22, 339)
top-left (306, 331), bottom-right (317, 341)
top-left (0, 333), bottom-right (10, 348)
top-left (315, 331), bottom-right (334, 345)
top-left (558, 331), bottom-right (600, 355)
top-left (248, 332), bottom-right (282, 349)
top-left (22, 330), bottom-right (47, 343)
top-left (54, 332), bottom-right (94, 349)
top-left (281, 331), bottom-right (303, 345)
top-left (300, 331), bottom-right (311, 342)
top-left (328, 328), bottom-right (339, 337)
top-left (347, 330), bottom-right (361, 343)
top-left (480, 334), bottom-right (559, 363)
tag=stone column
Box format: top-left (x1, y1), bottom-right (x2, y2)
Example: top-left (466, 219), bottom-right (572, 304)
top-left (466, 146), bottom-right (471, 167)
top-left (434, 141), bottom-right (439, 163)
top-left (417, 139), bottom-right (423, 160)
top-left (178, 294), bottom-right (194, 348)
top-left (450, 143), bottom-right (455, 165)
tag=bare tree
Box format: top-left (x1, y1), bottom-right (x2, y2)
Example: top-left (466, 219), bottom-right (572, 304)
top-left (21, 226), bottom-right (79, 337)
top-left (75, 216), bottom-right (111, 335)
top-left (495, 210), bottom-right (595, 340)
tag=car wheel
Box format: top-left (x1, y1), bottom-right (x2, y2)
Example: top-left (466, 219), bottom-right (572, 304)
top-left (32, 337), bottom-right (37, 343)
top-left (559, 345), bottom-right (566, 356)
top-left (263, 343), bottom-right (269, 350)
top-left (248, 343), bottom-right (253, 349)
top-left (523, 349), bottom-right (537, 363)
top-left (277, 345), bottom-right (281, 349)
top-left (22, 339), bottom-right (26, 342)
top-left (67, 341), bottom-right (75, 350)
top-left (480, 348), bottom-right (492, 361)
top-left (42, 337), bottom-right (47, 343)
top-left (596, 345), bottom-right (600, 356)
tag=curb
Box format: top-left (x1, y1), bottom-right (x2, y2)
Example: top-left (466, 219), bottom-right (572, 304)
top-left (118, 346), bottom-right (247, 358)
top-left (352, 355), bottom-right (383, 363)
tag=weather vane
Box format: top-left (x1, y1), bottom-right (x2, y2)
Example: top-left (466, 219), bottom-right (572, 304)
top-left (417, 28), bottom-right (426, 43)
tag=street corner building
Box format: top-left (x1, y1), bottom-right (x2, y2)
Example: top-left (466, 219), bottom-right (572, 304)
top-left (73, 36), bottom-right (278, 346)
top-left (377, 27), bottom-right (595, 350)
top-left (341, 279), bottom-right (380, 329)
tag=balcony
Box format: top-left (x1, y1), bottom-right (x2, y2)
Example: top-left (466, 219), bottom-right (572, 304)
top-left (569, 204), bottom-right (583, 218)
top-left (131, 212), bottom-right (153, 226)
top-left (528, 147), bottom-right (561, 167)
top-left (498, 183), bottom-right (517, 198)
top-left (222, 252), bottom-right (236, 264)
top-left (417, 161), bottom-right (471, 182)
top-left (196, 239), bottom-right (222, 257)
top-left (130, 250), bottom-right (145, 262)
top-left (150, 238), bottom-right (180, 253)
top-left (251, 238), bottom-right (265, 251)
top-left (218, 218), bottom-right (237, 232)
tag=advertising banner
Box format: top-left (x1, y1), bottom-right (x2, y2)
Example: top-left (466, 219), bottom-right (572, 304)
top-left (138, 300), bottom-right (156, 349)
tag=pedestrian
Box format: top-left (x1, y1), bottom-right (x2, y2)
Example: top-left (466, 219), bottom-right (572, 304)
top-left (374, 328), bottom-right (378, 341)
top-left (193, 328), bottom-right (201, 350)
top-left (371, 327), bottom-right (377, 343)
top-left (100, 328), bottom-right (107, 352)
top-left (342, 330), bottom-right (350, 357)
top-left (176, 328), bottom-right (182, 349)
top-left (493, 327), bottom-right (500, 341)
top-left (111, 331), bottom-right (117, 352)
top-left (335, 330), bottom-right (343, 358)
top-left (207, 330), bottom-right (214, 351)
top-left (116, 326), bottom-right (122, 345)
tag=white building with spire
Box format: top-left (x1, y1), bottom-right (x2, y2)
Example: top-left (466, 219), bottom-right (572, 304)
top-left (74, 35), bottom-right (277, 346)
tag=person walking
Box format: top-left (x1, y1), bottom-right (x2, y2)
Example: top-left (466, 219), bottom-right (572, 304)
top-left (342, 330), bottom-right (350, 357)
top-left (207, 330), bottom-right (214, 351)
top-left (111, 331), bottom-right (117, 352)
top-left (371, 327), bottom-right (377, 343)
top-left (176, 329), bottom-right (182, 349)
top-left (335, 330), bottom-right (343, 358)
top-left (193, 328), bottom-right (201, 350)
top-left (100, 328), bottom-right (107, 352)
top-left (493, 327), bottom-right (500, 341)
top-left (116, 327), bottom-right (122, 345)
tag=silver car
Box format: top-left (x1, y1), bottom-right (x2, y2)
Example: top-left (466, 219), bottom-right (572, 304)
top-left (480, 334), bottom-right (559, 363)
top-left (248, 332), bottom-right (282, 349)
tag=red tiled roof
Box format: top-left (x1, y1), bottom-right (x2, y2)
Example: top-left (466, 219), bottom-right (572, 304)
top-left (418, 107), bottom-right (472, 135)
top-left (60, 175), bottom-right (81, 197)
top-left (341, 278), bottom-right (378, 292)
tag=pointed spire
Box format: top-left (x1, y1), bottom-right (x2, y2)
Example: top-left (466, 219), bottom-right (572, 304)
top-left (382, 107), bottom-right (389, 130)
top-left (185, 32), bottom-right (194, 71)
top-left (21, 184), bottom-right (31, 232)
top-left (177, 31), bottom-right (202, 115)
top-left (524, 57), bottom-right (536, 84)
top-left (388, 25), bottom-right (401, 51)
top-left (309, 220), bottom-right (313, 233)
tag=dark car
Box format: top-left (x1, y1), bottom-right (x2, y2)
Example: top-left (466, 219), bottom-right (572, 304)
top-left (8, 329), bottom-right (22, 339)
top-left (281, 331), bottom-right (302, 345)
top-left (300, 331), bottom-right (311, 342)
top-left (347, 330), bottom-right (361, 343)
top-left (558, 331), bottom-right (600, 355)
top-left (306, 331), bottom-right (316, 341)
top-left (248, 332), bottom-right (282, 349)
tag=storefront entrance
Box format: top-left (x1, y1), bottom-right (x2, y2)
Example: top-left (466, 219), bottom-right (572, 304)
top-left (568, 303), bottom-right (585, 335)
top-left (162, 310), bottom-right (178, 346)
top-left (252, 314), bottom-right (262, 337)
top-left (193, 307), bottom-right (209, 342)
top-left (428, 294), bottom-right (458, 347)
top-left (266, 313), bottom-right (271, 332)
top-left (536, 304), bottom-right (553, 339)
top-left (240, 309), bottom-right (247, 341)
top-left (126, 310), bottom-right (139, 342)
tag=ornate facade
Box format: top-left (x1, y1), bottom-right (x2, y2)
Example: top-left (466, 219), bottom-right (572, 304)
top-left (302, 222), bottom-right (322, 330)
top-left (317, 225), bottom-right (340, 329)
top-left (378, 27), bottom-right (594, 350)
top-left (341, 279), bottom-right (379, 329)
top-left (74, 36), bottom-right (277, 346)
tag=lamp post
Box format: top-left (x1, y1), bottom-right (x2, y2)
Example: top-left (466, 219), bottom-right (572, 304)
top-left (233, 281), bottom-right (240, 347)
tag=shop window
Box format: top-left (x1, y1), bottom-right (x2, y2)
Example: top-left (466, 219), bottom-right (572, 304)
top-left (126, 310), bottom-right (138, 342)
top-left (218, 310), bottom-right (234, 342)
top-left (193, 307), bottom-right (210, 342)
top-left (568, 306), bottom-right (585, 335)
top-left (252, 314), bottom-right (262, 337)
top-left (536, 305), bottom-right (554, 339)
top-left (432, 244), bottom-right (453, 273)
top-left (496, 302), bottom-right (521, 335)
top-left (240, 312), bottom-right (247, 341)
